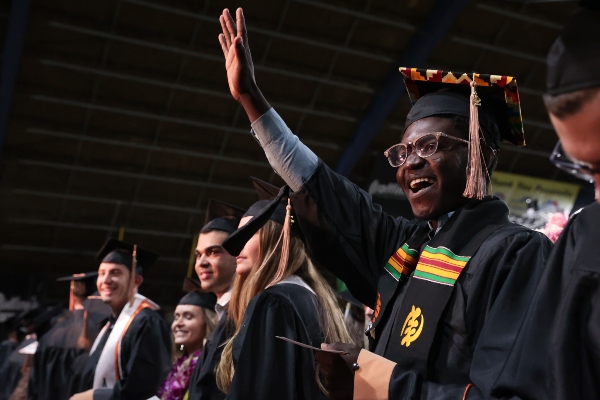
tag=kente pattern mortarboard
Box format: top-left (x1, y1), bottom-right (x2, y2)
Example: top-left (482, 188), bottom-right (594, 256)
top-left (400, 68), bottom-right (525, 147)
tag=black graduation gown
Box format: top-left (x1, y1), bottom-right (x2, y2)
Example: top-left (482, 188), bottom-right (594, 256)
top-left (226, 283), bottom-right (327, 400)
top-left (479, 202), bottom-right (600, 400)
top-left (188, 310), bottom-right (231, 400)
top-left (289, 161), bottom-right (552, 399)
top-left (0, 337), bottom-right (35, 400)
top-left (29, 308), bottom-right (108, 400)
top-left (0, 339), bottom-right (17, 373)
top-left (76, 308), bottom-right (172, 400)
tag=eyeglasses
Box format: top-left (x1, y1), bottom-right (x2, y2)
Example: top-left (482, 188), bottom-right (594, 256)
top-left (383, 132), bottom-right (470, 168)
top-left (550, 141), bottom-right (599, 184)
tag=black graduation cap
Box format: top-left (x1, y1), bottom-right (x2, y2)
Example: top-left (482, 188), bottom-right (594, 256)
top-left (95, 238), bottom-right (159, 276)
top-left (400, 68), bottom-right (525, 147)
top-left (56, 271), bottom-right (98, 282)
top-left (56, 272), bottom-right (98, 310)
top-left (201, 199), bottom-right (246, 234)
top-left (547, 8), bottom-right (600, 95)
top-left (178, 278), bottom-right (217, 311)
top-left (222, 178), bottom-right (294, 257)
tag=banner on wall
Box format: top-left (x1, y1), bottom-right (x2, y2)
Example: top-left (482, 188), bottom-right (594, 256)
top-left (490, 171), bottom-right (581, 229)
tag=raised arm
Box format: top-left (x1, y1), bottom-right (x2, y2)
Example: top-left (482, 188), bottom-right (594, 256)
top-left (218, 8), bottom-right (270, 123)
top-left (218, 8), bottom-right (318, 191)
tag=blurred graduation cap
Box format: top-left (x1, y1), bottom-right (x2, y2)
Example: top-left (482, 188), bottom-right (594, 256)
top-left (96, 238), bottom-right (159, 276)
top-left (57, 272), bottom-right (98, 311)
top-left (178, 278), bottom-right (217, 311)
top-left (399, 67), bottom-right (526, 199)
top-left (223, 178), bottom-right (296, 257)
top-left (200, 199), bottom-right (246, 234)
top-left (547, 8), bottom-right (600, 95)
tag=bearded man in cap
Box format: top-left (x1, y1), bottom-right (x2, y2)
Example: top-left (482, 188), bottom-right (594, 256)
top-left (216, 8), bottom-right (553, 400)
top-left (187, 199), bottom-right (243, 400)
top-left (70, 239), bottom-right (171, 400)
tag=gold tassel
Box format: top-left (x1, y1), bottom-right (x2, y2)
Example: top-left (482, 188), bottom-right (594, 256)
top-left (128, 245), bottom-right (137, 307)
top-left (270, 198), bottom-right (292, 286)
top-left (77, 310), bottom-right (91, 350)
top-left (463, 77), bottom-right (487, 200)
top-left (69, 280), bottom-right (75, 312)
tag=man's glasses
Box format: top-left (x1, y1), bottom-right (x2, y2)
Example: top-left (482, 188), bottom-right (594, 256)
top-left (383, 132), bottom-right (469, 168)
top-left (550, 141), bottom-right (599, 184)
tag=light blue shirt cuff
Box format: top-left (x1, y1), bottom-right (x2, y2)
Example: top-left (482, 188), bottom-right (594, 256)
top-left (250, 108), bottom-right (319, 192)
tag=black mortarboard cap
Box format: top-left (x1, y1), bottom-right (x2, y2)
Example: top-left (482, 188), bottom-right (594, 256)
top-left (547, 9), bottom-right (600, 95)
top-left (400, 68), bottom-right (525, 148)
top-left (56, 272), bottom-right (98, 282)
top-left (57, 272), bottom-right (99, 308)
top-left (201, 199), bottom-right (246, 234)
top-left (222, 178), bottom-right (292, 256)
top-left (95, 238), bottom-right (159, 276)
top-left (178, 290), bottom-right (217, 311)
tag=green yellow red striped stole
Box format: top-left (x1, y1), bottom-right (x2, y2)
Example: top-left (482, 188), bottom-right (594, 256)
top-left (413, 245), bottom-right (470, 286)
top-left (384, 243), bottom-right (420, 281)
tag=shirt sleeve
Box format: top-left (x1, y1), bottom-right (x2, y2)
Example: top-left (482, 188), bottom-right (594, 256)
top-left (250, 108), bottom-right (319, 191)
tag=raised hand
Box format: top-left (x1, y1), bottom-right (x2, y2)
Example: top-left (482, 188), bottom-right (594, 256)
top-left (218, 8), bottom-right (270, 123)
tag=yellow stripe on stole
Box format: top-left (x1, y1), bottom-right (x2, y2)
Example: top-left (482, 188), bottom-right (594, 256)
top-left (415, 263), bottom-right (461, 280)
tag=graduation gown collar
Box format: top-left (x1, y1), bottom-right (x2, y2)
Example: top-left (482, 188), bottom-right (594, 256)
top-left (92, 294), bottom-right (159, 389)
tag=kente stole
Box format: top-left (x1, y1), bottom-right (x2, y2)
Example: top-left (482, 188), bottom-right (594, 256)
top-left (375, 198), bottom-right (511, 377)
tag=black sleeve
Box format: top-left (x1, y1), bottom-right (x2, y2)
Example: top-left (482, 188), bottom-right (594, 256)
top-left (386, 230), bottom-right (552, 399)
top-left (292, 161), bottom-right (420, 307)
top-left (94, 310), bottom-right (172, 400)
top-left (227, 293), bottom-right (325, 400)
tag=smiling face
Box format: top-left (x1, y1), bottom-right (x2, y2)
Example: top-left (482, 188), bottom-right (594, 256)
top-left (195, 230), bottom-right (237, 298)
top-left (235, 216), bottom-right (260, 277)
top-left (172, 304), bottom-right (206, 353)
top-left (97, 263), bottom-right (140, 314)
top-left (396, 116), bottom-right (470, 220)
top-left (549, 92), bottom-right (600, 202)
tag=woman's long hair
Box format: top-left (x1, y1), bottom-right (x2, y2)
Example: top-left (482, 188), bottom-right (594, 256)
top-left (216, 217), bottom-right (352, 393)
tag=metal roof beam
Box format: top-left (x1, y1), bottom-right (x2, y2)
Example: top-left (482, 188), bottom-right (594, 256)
top-left (9, 217), bottom-right (191, 239)
top-left (39, 59), bottom-right (357, 123)
top-left (335, 0), bottom-right (469, 176)
top-left (31, 94), bottom-right (342, 151)
top-left (19, 159), bottom-right (257, 194)
top-left (11, 188), bottom-right (206, 215)
top-left (25, 127), bottom-right (270, 168)
top-left (1, 244), bottom-right (186, 264)
top-left (48, 21), bottom-right (373, 94)
top-left (290, 0), bottom-right (416, 31)
top-left (475, 3), bottom-right (563, 30)
top-left (122, 0), bottom-right (394, 63)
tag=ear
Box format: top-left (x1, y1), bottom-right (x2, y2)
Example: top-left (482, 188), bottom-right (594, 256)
top-left (134, 274), bottom-right (144, 287)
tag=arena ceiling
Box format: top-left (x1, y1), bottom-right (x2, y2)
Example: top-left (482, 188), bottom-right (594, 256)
top-left (0, 0), bottom-right (582, 305)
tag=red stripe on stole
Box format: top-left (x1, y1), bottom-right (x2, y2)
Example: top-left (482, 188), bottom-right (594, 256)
top-left (391, 250), bottom-right (415, 269)
top-left (418, 257), bottom-right (465, 273)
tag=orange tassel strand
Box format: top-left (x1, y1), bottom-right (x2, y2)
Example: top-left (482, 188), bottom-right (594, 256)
top-left (463, 77), bottom-right (487, 200)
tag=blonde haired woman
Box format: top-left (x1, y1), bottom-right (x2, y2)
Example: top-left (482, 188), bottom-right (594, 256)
top-left (216, 179), bottom-right (351, 400)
